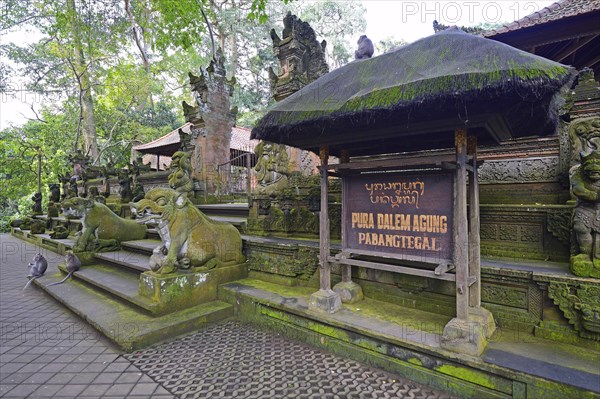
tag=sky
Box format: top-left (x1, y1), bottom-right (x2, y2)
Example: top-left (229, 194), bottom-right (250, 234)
top-left (0, 0), bottom-right (556, 130)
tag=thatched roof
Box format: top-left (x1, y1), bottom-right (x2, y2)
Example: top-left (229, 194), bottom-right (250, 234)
top-left (252, 30), bottom-right (576, 157)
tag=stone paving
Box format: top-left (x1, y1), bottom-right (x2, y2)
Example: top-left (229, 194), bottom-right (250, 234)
top-left (1, 235), bottom-right (456, 398)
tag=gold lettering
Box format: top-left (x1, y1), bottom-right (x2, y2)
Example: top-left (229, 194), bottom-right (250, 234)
top-left (440, 216), bottom-right (447, 234)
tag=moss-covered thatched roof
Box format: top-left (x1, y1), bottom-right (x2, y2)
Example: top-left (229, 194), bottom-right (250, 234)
top-left (252, 30), bottom-right (576, 157)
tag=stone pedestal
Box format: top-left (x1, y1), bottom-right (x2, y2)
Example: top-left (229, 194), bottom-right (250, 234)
top-left (139, 263), bottom-right (247, 314)
top-left (308, 289), bottom-right (342, 314)
top-left (441, 307), bottom-right (496, 356)
top-left (333, 281), bottom-right (364, 304)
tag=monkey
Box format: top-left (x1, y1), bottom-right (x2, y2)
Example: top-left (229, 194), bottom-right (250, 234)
top-left (46, 253), bottom-right (81, 287)
top-left (23, 253), bottom-right (48, 290)
top-left (355, 35), bottom-right (374, 60)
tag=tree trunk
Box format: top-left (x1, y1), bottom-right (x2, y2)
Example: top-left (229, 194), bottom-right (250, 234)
top-left (67, 0), bottom-right (99, 163)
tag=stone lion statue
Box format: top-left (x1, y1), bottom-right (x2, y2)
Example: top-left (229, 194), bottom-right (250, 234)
top-left (130, 188), bottom-right (245, 275)
top-left (62, 197), bottom-right (147, 252)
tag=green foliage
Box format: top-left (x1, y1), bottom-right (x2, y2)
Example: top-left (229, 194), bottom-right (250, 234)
top-left (376, 36), bottom-right (408, 55)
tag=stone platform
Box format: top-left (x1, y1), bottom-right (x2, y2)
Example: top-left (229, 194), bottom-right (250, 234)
top-left (10, 228), bottom-right (600, 398)
top-left (219, 279), bottom-right (600, 399)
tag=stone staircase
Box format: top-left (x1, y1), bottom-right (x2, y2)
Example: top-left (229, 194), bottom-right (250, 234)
top-left (13, 228), bottom-right (243, 351)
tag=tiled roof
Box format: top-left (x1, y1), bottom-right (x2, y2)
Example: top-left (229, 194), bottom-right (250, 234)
top-left (132, 123), bottom-right (258, 152)
top-left (484, 0), bottom-right (600, 37)
top-left (132, 123), bottom-right (193, 151)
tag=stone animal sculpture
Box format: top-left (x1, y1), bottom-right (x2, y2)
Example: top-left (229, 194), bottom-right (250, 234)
top-left (30, 219), bottom-right (46, 234)
top-left (130, 188), bottom-right (245, 275)
top-left (49, 225), bottom-right (70, 239)
top-left (355, 35), bottom-right (374, 60)
top-left (571, 150), bottom-right (600, 278)
top-left (62, 197), bottom-right (147, 252)
top-left (23, 253), bottom-right (48, 290)
top-left (31, 192), bottom-right (43, 214)
top-left (47, 253), bottom-right (80, 287)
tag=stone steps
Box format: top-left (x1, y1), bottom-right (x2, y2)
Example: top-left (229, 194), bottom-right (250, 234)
top-left (61, 263), bottom-right (160, 314)
top-left (198, 203), bottom-right (249, 218)
top-left (95, 249), bottom-right (152, 273)
top-left (34, 270), bottom-right (233, 351)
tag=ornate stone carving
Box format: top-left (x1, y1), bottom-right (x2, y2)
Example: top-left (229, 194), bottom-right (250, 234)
top-left (269, 12), bottom-right (329, 102)
top-left (482, 283), bottom-right (528, 309)
top-left (254, 141), bottom-right (290, 195)
top-left (477, 157), bottom-right (559, 184)
top-left (130, 188), bottom-right (244, 274)
top-left (247, 243), bottom-right (318, 281)
top-left (546, 208), bottom-right (572, 246)
top-left (168, 151), bottom-right (194, 197)
top-left (183, 47), bottom-right (237, 194)
top-left (571, 151), bottom-right (600, 278)
top-left (548, 281), bottom-right (600, 341)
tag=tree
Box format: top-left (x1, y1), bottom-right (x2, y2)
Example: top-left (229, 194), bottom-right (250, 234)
top-left (376, 36), bottom-right (408, 55)
top-left (2, 0), bottom-right (129, 163)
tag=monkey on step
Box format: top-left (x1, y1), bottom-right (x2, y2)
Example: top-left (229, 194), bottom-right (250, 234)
top-left (23, 253), bottom-right (48, 290)
top-left (46, 253), bottom-right (81, 287)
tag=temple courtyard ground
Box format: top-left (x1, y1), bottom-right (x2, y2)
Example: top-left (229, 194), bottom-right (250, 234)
top-left (0, 234), bottom-right (456, 398)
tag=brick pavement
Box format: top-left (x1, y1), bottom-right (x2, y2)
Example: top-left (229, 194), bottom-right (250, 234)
top-left (0, 235), bottom-right (174, 399)
top-left (1, 234), bottom-right (456, 398)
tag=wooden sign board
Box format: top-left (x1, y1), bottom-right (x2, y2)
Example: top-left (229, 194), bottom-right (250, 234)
top-left (343, 171), bottom-right (454, 263)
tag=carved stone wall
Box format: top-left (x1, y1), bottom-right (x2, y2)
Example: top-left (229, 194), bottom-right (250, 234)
top-left (478, 157), bottom-right (559, 184)
top-left (182, 49), bottom-right (237, 194)
top-left (479, 205), bottom-right (571, 261)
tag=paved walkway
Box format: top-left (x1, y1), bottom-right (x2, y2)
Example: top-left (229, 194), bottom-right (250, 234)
top-left (1, 234), bottom-right (455, 398)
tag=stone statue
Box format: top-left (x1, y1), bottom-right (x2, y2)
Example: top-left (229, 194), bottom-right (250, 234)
top-left (355, 35), bottom-right (374, 60)
top-left (68, 176), bottom-right (79, 198)
top-left (118, 169), bottom-right (133, 203)
top-left (49, 183), bottom-right (61, 203)
top-left (62, 196), bottom-right (147, 253)
top-left (168, 151), bottom-right (194, 196)
top-left (88, 186), bottom-right (106, 204)
top-left (47, 201), bottom-right (59, 218)
top-left (49, 225), bottom-right (70, 239)
top-left (59, 174), bottom-right (70, 200)
top-left (131, 183), bottom-right (145, 202)
top-left (254, 141), bottom-right (290, 195)
top-left (31, 192), bottom-right (43, 215)
top-left (571, 150), bottom-right (600, 278)
top-left (130, 188), bottom-right (245, 275)
top-left (30, 219), bottom-right (45, 234)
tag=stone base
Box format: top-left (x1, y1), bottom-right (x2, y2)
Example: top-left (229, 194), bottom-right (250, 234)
top-left (467, 306), bottom-right (496, 338)
top-left (333, 281), bottom-right (364, 304)
top-left (308, 289), bottom-right (342, 314)
top-left (139, 263), bottom-right (247, 314)
top-left (441, 309), bottom-right (495, 357)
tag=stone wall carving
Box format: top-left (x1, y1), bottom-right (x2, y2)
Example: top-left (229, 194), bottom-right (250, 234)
top-left (548, 281), bottom-right (600, 341)
top-left (269, 12), bottom-right (329, 102)
top-left (246, 242), bottom-right (318, 281)
top-left (546, 208), bottom-right (572, 246)
top-left (477, 157), bottom-right (559, 184)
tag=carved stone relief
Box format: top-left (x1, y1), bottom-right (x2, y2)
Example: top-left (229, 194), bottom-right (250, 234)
top-left (548, 281), bottom-right (600, 341)
top-left (477, 157), bottom-right (559, 184)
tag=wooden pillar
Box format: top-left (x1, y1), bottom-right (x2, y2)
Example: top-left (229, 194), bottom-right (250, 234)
top-left (319, 146), bottom-right (331, 291)
top-left (308, 145), bottom-right (342, 313)
top-left (339, 149), bottom-right (351, 284)
top-left (454, 129), bottom-right (469, 321)
top-left (468, 136), bottom-right (481, 308)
